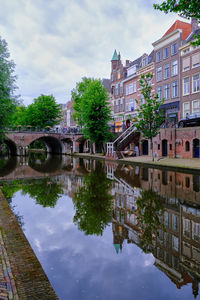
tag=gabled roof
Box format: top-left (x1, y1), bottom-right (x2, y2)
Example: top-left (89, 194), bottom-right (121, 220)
top-left (163, 20), bottom-right (191, 40)
top-left (111, 49), bottom-right (118, 61)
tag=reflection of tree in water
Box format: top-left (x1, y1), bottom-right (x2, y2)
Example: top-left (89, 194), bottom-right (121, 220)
top-left (1, 181), bottom-right (24, 229)
top-left (73, 162), bottom-right (113, 236)
top-left (136, 189), bottom-right (164, 253)
top-left (21, 178), bottom-right (63, 208)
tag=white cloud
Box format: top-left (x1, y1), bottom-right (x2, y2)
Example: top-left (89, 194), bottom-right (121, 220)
top-left (0, 0), bottom-right (189, 105)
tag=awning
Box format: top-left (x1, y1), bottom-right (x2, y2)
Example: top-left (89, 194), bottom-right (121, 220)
top-left (159, 101), bottom-right (180, 110)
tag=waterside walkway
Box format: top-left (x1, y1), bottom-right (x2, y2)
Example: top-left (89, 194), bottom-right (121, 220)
top-left (0, 190), bottom-right (58, 299)
top-left (74, 153), bottom-right (200, 172)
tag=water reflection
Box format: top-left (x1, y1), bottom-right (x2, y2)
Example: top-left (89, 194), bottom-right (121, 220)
top-left (0, 155), bottom-right (200, 299)
top-left (73, 162), bottom-right (113, 236)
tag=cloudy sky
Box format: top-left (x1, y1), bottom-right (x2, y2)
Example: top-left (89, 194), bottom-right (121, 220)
top-left (0, 0), bottom-right (188, 105)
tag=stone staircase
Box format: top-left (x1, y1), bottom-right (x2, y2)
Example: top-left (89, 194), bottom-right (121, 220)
top-left (106, 125), bottom-right (140, 159)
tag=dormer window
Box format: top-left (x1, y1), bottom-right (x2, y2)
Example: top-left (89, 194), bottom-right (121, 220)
top-left (142, 57), bottom-right (148, 67)
top-left (127, 65), bottom-right (136, 77)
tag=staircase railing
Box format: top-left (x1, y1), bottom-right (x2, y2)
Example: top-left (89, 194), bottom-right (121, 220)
top-left (106, 124), bottom-right (136, 156)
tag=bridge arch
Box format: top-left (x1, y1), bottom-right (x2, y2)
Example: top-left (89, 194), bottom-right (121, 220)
top-left (3, 139), bottom-right (18, 155)
top-left (29, 136), bottom-right (63, 154)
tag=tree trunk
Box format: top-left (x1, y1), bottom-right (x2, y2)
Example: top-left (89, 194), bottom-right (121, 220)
top-left (151, 138), bottom-right (154, 162)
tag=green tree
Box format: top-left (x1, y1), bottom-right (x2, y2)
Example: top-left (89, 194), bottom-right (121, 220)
top-left (0, 36), bottom-right (18, 140)
top-left (10, 105), bottom-right (27, 127)
top-left (73, 162), bottom-right (113, 236)
top-left (72, 78), bottom-right (113, 153)
top-left (154, 0), bottom-right (200, 45)
top-left (25, 94), bottom-right (62, 129)
top-left (135, 73), bottom-right (164, 161)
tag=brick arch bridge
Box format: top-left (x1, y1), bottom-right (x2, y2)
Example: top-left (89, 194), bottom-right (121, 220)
top-left (5, 131), bottom-right (85, 155)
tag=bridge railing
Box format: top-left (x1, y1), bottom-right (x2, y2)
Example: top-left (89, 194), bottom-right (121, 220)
top-left (4, 126), bottom-right (83, 134)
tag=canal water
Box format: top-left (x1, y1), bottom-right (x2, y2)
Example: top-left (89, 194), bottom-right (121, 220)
top-left (0, 153), bottom-right (200, 300)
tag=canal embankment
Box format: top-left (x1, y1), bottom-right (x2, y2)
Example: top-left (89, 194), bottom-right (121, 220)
top-left (0, 190), bottom-right (58, 299)
top-left (73, 153), bottom-right (200, 172)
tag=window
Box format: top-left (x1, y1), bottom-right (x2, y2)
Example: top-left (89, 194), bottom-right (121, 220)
top-left (192, 53), bottom-right (200, 68)
top-left (164, 212), bottom-right (169, 228)
top-left (120, 98), bottom-right (124, 112)
top-left (164, 47), bottom-right (169, 59)
top-left (164, 84), bottom-right (170, 99)
top-left (127, 65), bottom-right (136, 77)
top-left (183, 218), bottom-right (190, 238)
top-left (193, 74), bottom-right (200, 92)
top-left (156, 51), bottom-right (162, 62)
top-left (115, 100), bottom-right (119, 113)
top-left (142, 56), bottom-right (148, 67)
top-left (170, 144), bottom-right (172, 150)
top-left (185, 176), bottom-right (190, 187)
top-left (183, 48), bottom-right (190, 54)
top-left (120, 82), bottom-right (123, 95)
top-left (129, 99), bottom-right (134, 111)
top-left (157, 86), bottom-right (162, 100)
top-left (117, 70), bottom-right (120, 79)
top-left (192, 100), bottom-right (200, 113)
top-left (172, 60), bottom-right (178, 76)
top-left (182, 57), bottom-right (190, 71)
top-left (172, 215), bottom-right (178, 231)
top-left (183, 102), bottom-right (190, 117)
top-left (126, 85), bottom-right (129, 96)
top-left (115, 84), bottom-right (119, 96)
top-left (172, 81), bottom-right (178, 98)
top-left (126, 100), bottom-right (129, 112)
top-left (183, 77), bottom-right (190, 95)
top-left (164, 63), bottom-right (170, 79)
top-left (172, 236), bottom-right (179, 251)
top-left (172, 42), bottom-right (178, 55)
top-left (129, 83), bottom-right (133, 94)
top-left (157, 67), bottom-right (162, 81)
top-left (185, 141), bottom-right (190, 152)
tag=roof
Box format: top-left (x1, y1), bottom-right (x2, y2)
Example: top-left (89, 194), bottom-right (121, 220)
top-left (162, 20), bottom-right (191, 40)
top-left (111, 49), bottom-right (118, 61)
top-left (186, 28), bottom-right (200, 43)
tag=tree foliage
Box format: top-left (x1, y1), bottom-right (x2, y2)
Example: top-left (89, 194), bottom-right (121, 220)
top-left (25, 94), bottom-right (62, 128)
top-left (135, 73), bottom-right (164, 161)
top-left (136, 188), bottom-right (164, 253)
top-left (73, 162), bottom-right (113, 236)
top-left (72, 78), bottom-right (113, 152)
top-left (10, 105), bottom-right (27, 126)
top-left (154, 0), bottom-right (200, 45)
top-left (21, 178), bottom-right (63, 208)
top-left (0, 36), bottom-right (18, 139)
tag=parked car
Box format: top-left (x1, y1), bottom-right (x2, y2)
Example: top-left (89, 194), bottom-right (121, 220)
top-left (178, 113), bottom-right (200, 128)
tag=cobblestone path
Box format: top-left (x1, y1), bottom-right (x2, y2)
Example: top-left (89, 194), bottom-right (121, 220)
top-left (0, 231), bottom-right (18, 300)
top-left (0, 190), bottom-right (58, 299)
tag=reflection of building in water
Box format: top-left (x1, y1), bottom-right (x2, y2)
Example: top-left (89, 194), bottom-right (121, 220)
top-left (109, 163), bottom-right (200, 298)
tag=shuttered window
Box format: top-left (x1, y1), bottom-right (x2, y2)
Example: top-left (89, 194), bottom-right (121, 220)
top-left (183, 57), bottom-right (190, 71)
top-left (192, 53), bottom-right (200, 68)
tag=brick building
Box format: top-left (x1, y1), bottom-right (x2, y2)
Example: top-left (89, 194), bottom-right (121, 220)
top-left (109, 18), bottom-right (200, 158)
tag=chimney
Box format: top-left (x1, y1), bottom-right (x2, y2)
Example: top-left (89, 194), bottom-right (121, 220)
top-left (191, 17), bottom-right (199, 31)
top-left (126, 60), bottom-right (130, 67)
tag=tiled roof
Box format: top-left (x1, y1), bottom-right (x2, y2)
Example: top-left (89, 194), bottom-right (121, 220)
top-left (162, 20), bottom-right (191, 40)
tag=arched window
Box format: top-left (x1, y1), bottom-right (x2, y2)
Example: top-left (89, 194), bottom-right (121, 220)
top-left (185, 141), bottom-right (190, 152)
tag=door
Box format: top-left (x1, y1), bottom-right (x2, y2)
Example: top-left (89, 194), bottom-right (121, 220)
top-left (162, 140), bottom-right (168, 157)
top-left (142, 140), bottom-right (148, 155)
top-left (193, 139), bottom-right (200, 158)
